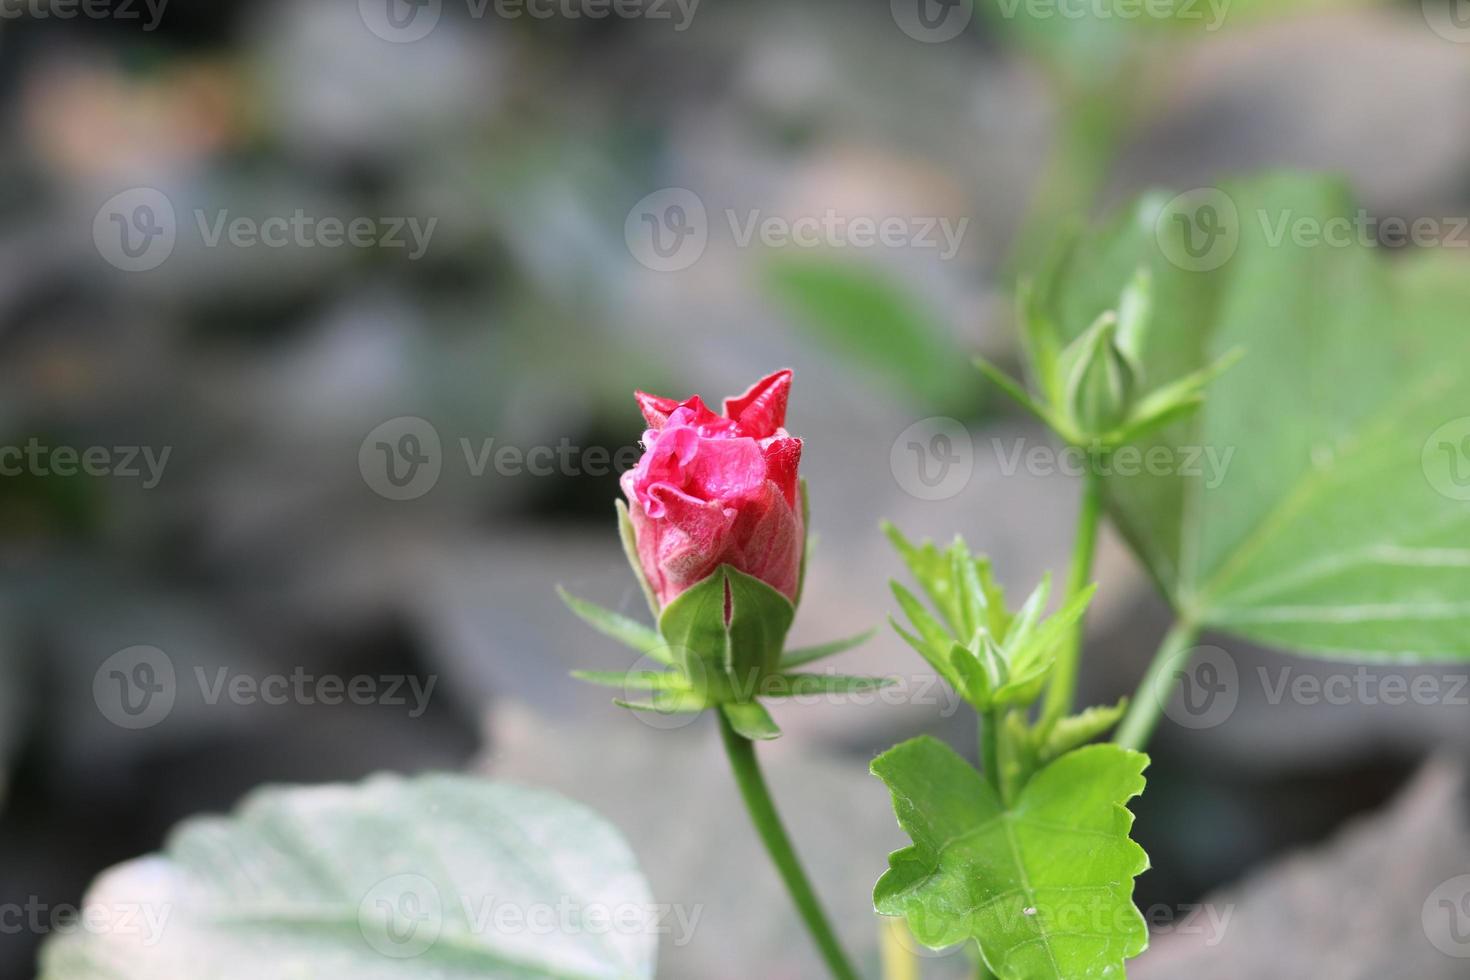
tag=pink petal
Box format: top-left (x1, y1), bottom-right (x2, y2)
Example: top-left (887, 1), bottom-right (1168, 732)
top-left (634, 391), bottom-right (682, 430)
top-left (761, 437), bottom-right (802, 508)
top-left (723, 369), bottom-right (793, 438)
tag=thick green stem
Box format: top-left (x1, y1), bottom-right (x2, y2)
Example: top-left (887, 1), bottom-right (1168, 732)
top-left (1041, 461), bottom-right (1104, 726)
top-left (718, 713), bottom-right (861, 980)
top-left (1114, 619), bottom-right (1201, 752)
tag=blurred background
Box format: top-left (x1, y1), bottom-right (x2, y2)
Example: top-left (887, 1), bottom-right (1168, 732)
top-left (3, 0), bottom-right (1470, 976)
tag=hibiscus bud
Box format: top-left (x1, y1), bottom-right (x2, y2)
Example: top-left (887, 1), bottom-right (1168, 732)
top-left (621, 370), bottom-right (805, 610)
top-left (1065, 313), bottom-right (1135, 437)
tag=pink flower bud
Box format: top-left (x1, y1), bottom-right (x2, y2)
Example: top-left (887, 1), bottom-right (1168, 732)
top-left (621, 370), bottom-right (804, 609)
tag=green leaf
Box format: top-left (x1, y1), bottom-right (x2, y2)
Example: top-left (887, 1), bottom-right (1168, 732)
top-left (765, 258), bottom-right (976, 413)
top-left (720, 700), bottom-right (781, 741)
top-left (872, 738), bottom-right (1149, 979)
top-left (779, 628), bottom-right (876, 670)
top-left (559, 587), bottom-right (672, 665)
top-left (40, 774), bottom-right (656, 979)
top-left (883, 522), bottom-right (966, 635)
top-left (1040, 699), bottom-right (1129, 762)
top-left (1037, 174), bottom-right (1470, 661)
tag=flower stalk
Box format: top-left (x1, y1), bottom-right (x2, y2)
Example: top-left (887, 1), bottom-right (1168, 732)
top-left (718, 713), bottom-right (861, 980)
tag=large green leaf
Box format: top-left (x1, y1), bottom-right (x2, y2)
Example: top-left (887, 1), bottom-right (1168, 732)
top-left (41, 774), bottom-right (656, 980)
top-left (1035, 174), bottom-right (1470, 660)
top-left (873, 738), bottom-right (1149, 979)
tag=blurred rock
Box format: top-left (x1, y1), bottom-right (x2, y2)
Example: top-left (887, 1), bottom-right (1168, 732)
top-left (1134, 754), bottom-right (1470, 979)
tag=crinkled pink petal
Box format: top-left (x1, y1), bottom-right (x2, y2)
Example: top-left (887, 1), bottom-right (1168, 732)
top-left (640, 486), bottom-right (738, 605)
top-left (723, 369), bottom-right (792, 439)
top-left (622, 370), bottom-right (805, 608)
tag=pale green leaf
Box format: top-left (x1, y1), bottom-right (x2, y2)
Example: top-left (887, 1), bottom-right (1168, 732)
top-left (41, 774), bottom-right (656, 979)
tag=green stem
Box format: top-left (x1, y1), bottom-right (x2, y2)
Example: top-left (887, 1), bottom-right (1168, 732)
top-left (1041, 459), bottom-right (1104, 726)
top-left (718, 712), bottom-right (861, 980)
top-left (979, 709), bottom-right (1002, 801)
top-left (1114, 619), bottom-right (1201, 752)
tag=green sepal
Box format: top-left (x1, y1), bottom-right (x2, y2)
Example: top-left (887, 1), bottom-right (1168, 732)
top-left (1063, 312), bottom-right (1135, 436)
top-left (570, 668), bottom-right (688, 692)
top-left (613, 690), bottom-right (712, 715)
top-left (656, 565), bottom-right (795, 703)
top-left (616, 499), bottom-right (660, 620)
top-left (558, 587), bottom-right (673, 666)
top-left (779, 628), bottom-right (876, 670)
top-left (766, 673), bottom-right (896, 697)
top-left (974, 356), bottom-right (1067, 437)
top-left (720, 700), bottom-right (781, 741)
